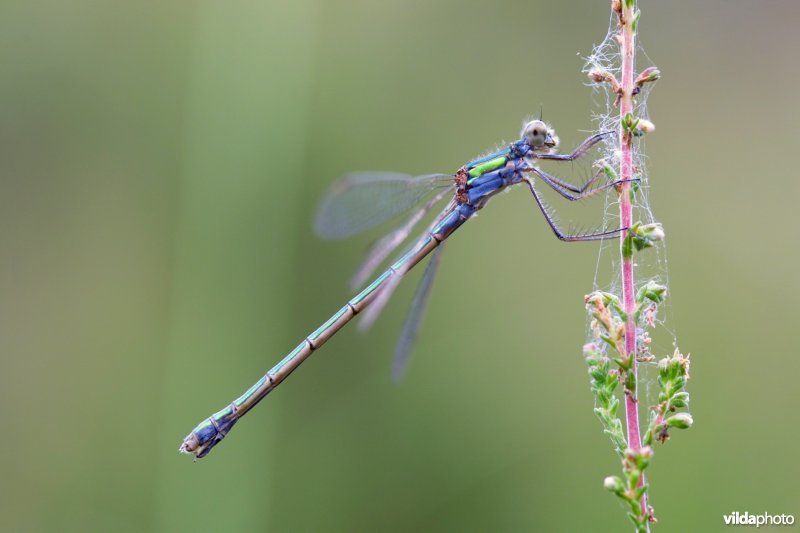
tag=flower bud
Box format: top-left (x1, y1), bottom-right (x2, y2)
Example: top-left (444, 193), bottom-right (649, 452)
top-left (635, 66), bottom-right (661, 86)
top-left (670, 391), bottom-right (690, 408)
top-left (629, 222), bottom-right (665, 252)
top-left (638, 280), bottom-right (667, 304)
top-left (588, 68), bottom-right (609, 83)
top-left (604, 475), bottom-right (625, 494)
top-left (635, 446), bottom-right (653, 469)
top-left (640, 222), bottom-right (664, 241)
top-left (635, 119), bottom-right (656, 135)
top-left (666, 412), bottom-right (693, 429)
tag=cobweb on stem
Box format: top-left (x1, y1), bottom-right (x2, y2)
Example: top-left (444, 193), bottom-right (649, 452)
top-left (582, 15), bottom-right (677, 386)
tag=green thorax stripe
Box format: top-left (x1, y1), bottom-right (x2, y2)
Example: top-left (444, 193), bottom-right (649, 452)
top-left (467, 156), bottom-right (507, 183)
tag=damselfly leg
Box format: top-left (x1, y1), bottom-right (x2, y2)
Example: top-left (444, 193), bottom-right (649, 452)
top-left (535, 130), bottom-right (613, 162)
top-left (523, 177), bottom-right (628, 242)
top-left (529, 166), bottom-right (639, 202)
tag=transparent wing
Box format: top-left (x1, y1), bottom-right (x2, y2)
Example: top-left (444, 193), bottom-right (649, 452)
top-left (392, 242), bottom-right (445, 383)
top-left (357, 263), bottom-right (404, 334)
top-left (314, 172), bottom-right (452, 240)
top-left (349, 188), bottom-right (451, 291)
top-left (357, 201), bottom-right (454, 333)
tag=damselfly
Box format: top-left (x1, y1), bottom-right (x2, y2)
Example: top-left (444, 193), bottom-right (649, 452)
top-left (180, 120), bottom-right (629, 459)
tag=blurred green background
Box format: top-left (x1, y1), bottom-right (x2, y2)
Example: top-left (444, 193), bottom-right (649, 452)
top-left (2, 1), bottom-right (798, 531)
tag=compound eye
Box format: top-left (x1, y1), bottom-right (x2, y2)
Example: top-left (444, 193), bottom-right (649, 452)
top-left (524, 120), bottom-right (548, 147)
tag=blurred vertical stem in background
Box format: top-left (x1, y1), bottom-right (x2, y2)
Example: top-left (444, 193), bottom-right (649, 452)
top-left (583, 0), bottom-right (692, 531)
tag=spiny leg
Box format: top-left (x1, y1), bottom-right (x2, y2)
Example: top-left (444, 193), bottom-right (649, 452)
top-left (535, 166), bottom-right (600, 194)
top-left (529, 165), bottom-right (605, 196)
top-left (523, 177), bottom-right (627, 242)
top-left (526, 166), bottom-right (639, 202)
top-left (535, 130), bottom-right (613, 163)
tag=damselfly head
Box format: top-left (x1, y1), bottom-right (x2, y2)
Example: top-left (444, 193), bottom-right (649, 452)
top-left (522, 120), bottom-right (559, 152)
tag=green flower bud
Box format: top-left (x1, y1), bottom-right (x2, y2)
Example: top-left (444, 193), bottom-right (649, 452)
top-left (604, 476), bottom-right (625, 495)
top-left (637, 280), bottom-right (667, 304)
top-left (666, 413), bottom-right (693, 429)
top-left (670, 391), bottom-right (690, 408)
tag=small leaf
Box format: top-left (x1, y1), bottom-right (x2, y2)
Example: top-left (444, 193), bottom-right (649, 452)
top-left (622, 234), bottom-right (634, 258)
top-left (631, 9), bottom-right (641, 33)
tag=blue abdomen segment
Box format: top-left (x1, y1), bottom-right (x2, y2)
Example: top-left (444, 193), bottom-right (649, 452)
top-left (190, 404), bottom-right (240, 458)
top-left (467, 174), bottom-right (504, 205)
top-left (432, 203), bottom-right (476, 241)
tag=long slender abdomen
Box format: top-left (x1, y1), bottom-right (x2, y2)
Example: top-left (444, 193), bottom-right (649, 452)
top-left (179, 208), bottom-right (472, 458)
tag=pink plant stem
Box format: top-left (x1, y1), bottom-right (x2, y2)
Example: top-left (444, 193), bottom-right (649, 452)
top-left (618, 0), bottom-right (648, 522)
top-left (618, 0), bottom-right (648, 521)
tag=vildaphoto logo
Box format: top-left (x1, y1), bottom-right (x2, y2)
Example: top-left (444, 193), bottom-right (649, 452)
top-left (723, 511), bottom-right (795, 527)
